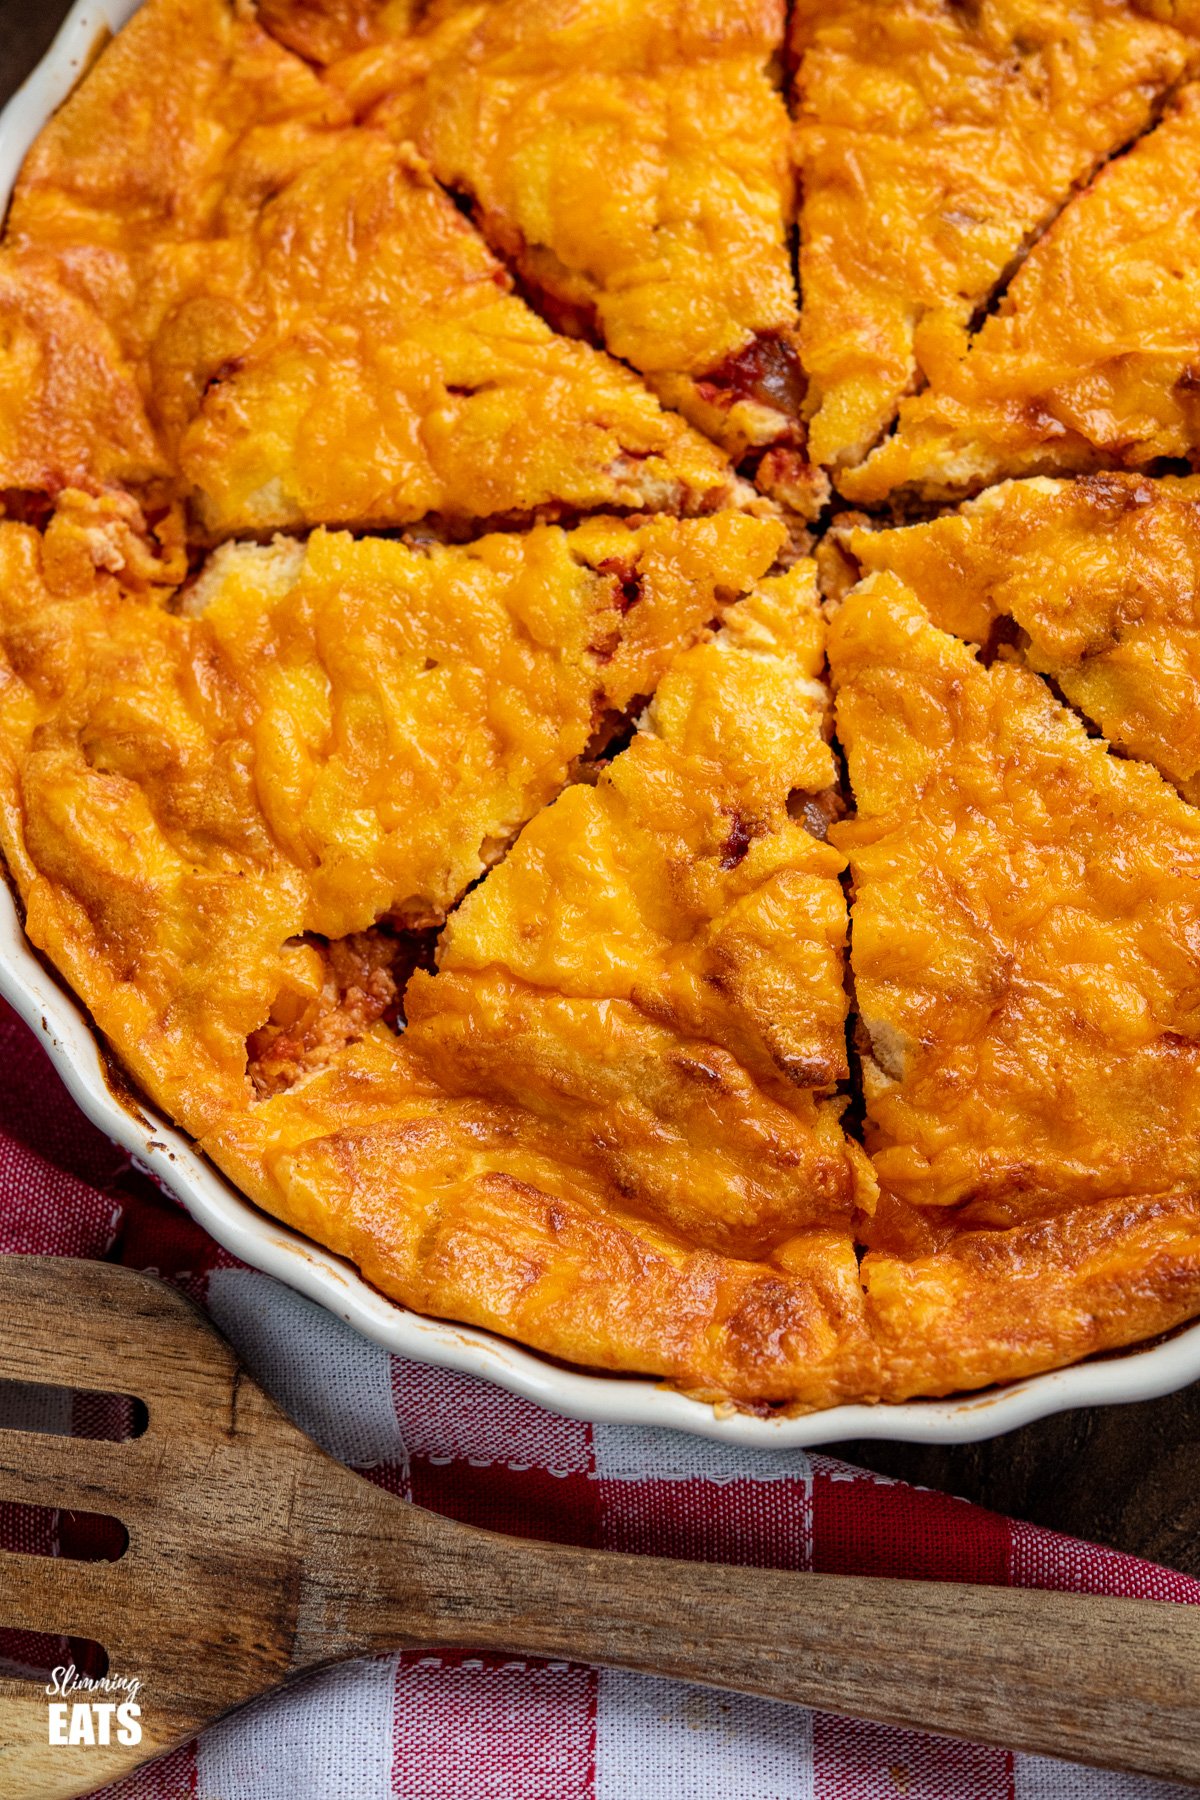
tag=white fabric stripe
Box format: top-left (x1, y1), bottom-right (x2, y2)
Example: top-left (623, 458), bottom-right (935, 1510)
top-left (196, 1655), bottom-right (401, 1800)
top-left (206, 1267), bottom-right (406, 1468)
top-left (593, 1670), bottom-right (815, 1800)
top-left (390, 1359), bottom-right (593, 1472)
top-left (1013, 1754), bottom-right (1193, 1799)
top-left (591, 1422), bottom-right (814, 1484)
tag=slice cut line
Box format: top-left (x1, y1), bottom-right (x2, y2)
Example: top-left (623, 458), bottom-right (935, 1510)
top-left (839, 472), bottom-right (1200, 803)
top-left (404, 559), bottom-right (871, 1262)
top-left (842, 81), bottom-right (1200, 502)
top-left (792, 0), bottom-right (1200, 478)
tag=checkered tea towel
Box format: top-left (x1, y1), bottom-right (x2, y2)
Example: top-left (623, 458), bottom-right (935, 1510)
top-left (0, 997), bottom-right (1194, 1800)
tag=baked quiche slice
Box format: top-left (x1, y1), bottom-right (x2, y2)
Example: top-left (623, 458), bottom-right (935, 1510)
top-left (844, 83), bottom-right (1200, 502)
top-left (179, 508), bottom-right (786, 938)
top-left (257, 0), bottom-right (819, 510)
top-left (207, 1035), bottom-right (879, 1410)
top-left (404, 560), bottom-right (870, 1260)
top-left (403, 0), bottom-right (821, 511)
top-left (167, 134), bottom-right (746, 538)
top-left (838, 473), bottom-right (1200, 804)
top-left (828, 572), bottom-right (1200, 1396)
top-left (5, 0), bottom-right (745, 536)
top-left (793, 0), bottom-right (1199, 476)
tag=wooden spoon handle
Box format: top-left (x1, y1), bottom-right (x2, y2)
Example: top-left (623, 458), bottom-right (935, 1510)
top-left (305, 1490), bottom-right (1200, 1787)
top-left (462, 1537), bottom-right (1200, 1784)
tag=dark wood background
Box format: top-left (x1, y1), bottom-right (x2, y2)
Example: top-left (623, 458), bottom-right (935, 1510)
top-left (2, 0), bottom-right (1196, 1576)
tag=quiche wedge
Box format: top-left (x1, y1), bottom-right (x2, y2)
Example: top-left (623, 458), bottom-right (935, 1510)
top-left (829, 572), bottom-right (1200, 1394)
top-left (405, 0), bottom-right (822, 509)
top-left (843, 82), bottom-right (1200, 502)
top-left (257, 0), bottom-right (823, 512)
top-left (792, 0), bottom-right (1200, 475)
top-left (836, 473), bottom-right (1200, 803)
top-left (5, 0), bottom-right (746, 537)
top-left (214, 566), bottom-right (877, 1408)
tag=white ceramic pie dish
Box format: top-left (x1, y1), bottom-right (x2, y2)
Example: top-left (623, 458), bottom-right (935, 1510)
top-left (4, 0), bottom-right (1200, 1448)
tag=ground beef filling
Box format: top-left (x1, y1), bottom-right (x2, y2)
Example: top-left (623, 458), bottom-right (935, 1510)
top-left (247, 928), bottom-right (435, 1098)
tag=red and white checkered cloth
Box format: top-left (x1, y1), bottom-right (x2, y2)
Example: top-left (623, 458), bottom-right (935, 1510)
top-left (1, 997), bottom-right (1195, 1800)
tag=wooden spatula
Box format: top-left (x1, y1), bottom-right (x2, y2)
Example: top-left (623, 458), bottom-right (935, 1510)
top-left (0, 1255), bottom-right (1197, 1800)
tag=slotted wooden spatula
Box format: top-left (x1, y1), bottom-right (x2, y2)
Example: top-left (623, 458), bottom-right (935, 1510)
top-left (0, 1255), bottom-right (1197, 1800)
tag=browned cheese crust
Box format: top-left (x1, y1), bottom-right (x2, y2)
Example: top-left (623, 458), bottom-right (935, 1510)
top-left (791, 0), bottom-right (1200, 475)
top-left (829, 574), bottom-right (1200, 1396)
top-left (5, 0), bottom-right (746, 538)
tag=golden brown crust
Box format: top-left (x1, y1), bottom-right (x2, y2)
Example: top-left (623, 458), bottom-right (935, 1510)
top-left (2, 0), bottom-right (333, 513)
top-left (256, 0), bottom-right (413, 64)
top-left (0, 509), bottom-right (301, 1134)
top-left (865, 1192), bottom-right (1200, 1400)
top-left (203, 1037), bottom-right (879, 1408)
top-left (0, 256), bottom-right (168, 501)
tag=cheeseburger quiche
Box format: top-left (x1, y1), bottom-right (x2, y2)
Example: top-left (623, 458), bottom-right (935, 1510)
top-left (3, 0), bottom-right (1200, 1413)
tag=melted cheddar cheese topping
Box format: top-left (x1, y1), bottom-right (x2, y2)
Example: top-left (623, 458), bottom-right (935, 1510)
top-left (409, 1), bottom-right (809, 466)
top-left (829, 572), bottom-right (1200, 1393)
top-left (6, 0), bottom-right (1200, 1411)
top-left (405, 565), bottom-right (867, 1261)
top-left (5, 0), bottom-right (743, 536)
top-left (844, 84), bottom-right (1200, 501)
top-left (792, 0), bottom-right (1199, 472)
top-left (840, 473), bottom-right (1200, 804)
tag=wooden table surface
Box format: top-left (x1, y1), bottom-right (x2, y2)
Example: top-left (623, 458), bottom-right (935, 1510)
top-left (2, 0), bottom-right (1197, 1579)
